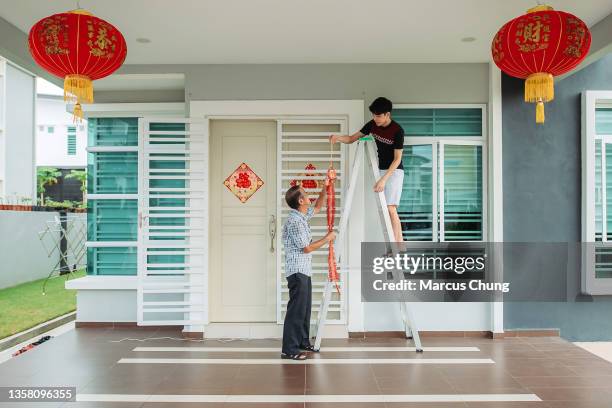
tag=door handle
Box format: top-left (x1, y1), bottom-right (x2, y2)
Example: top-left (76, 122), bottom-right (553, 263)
top-left (138, 212), bottom-right (149, 229)
top-left (269, 214), bottom-right (276, 253)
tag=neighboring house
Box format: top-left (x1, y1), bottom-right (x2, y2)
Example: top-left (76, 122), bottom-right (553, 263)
top-left (35, 78), bottom-right (87, 202)
top-left (0, 56), bottom-right (36, 203)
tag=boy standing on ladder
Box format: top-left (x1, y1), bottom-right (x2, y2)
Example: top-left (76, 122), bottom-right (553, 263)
top-left (330, 97), bottom-right (406, 242)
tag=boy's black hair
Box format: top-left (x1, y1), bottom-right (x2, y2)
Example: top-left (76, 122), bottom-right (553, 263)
top-left (285, 185), bottom-right (303, 210)
top-left (369, 97), bottom-right (393, 115)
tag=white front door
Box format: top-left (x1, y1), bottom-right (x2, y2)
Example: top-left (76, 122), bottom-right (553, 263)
top-left (209, 120), bottom-right (277, 322)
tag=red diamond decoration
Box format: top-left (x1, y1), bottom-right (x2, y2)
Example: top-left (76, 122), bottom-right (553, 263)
top-left (224, 163), bottom-right (264, 203)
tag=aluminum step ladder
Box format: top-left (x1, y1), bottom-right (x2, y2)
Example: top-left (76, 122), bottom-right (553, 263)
top-left (313, 139), bottom-right (423, 352)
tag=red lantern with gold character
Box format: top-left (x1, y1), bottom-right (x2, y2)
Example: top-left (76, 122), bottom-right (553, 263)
top-left (492, 5), bottom-right (591, 124)
top-left (28, 9), bottom-right (127, 120)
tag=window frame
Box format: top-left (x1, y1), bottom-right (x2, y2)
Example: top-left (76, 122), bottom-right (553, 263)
top-left (581, 91), bottom-right (612, 295)
top-left (394, 104), bottom-right (488, 243)
top-left (83, 103), bottom-right (186, 275)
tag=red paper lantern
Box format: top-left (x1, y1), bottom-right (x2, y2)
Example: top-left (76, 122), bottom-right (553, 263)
top-left (28, 9), bottom-right (127, 120)
top-left (492, 5), bottom-right (591, 123)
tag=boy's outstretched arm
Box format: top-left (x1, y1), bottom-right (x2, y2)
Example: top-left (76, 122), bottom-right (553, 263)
top-left (329, 131), bottom-right (363, 145)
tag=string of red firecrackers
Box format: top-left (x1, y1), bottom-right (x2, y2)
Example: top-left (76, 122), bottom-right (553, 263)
top-left (12, 336), bottom-right (52, 357)
top-left (327, 141), bottom-right (340, 294)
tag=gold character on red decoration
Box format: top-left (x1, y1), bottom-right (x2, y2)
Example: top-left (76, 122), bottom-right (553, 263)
top-left (87, 22), bottom-right (115, 57)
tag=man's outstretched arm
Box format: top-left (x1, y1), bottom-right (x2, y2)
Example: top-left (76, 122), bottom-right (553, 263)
top-left (312, 181), bottom-right (327, 215)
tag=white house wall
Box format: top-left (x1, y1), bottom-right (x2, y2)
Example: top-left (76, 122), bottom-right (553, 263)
top-left (3, 62), bottom-right (35, 201)
top-left (75, 63), bottom-right (496, 333)
top-left (36, 97), bottom-right (87, 168)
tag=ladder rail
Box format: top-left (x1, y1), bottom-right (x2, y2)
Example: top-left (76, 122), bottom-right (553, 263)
top-left (313, 142), bottom-right (364, 351)
top-left (313, 140), bottom-right (423, 352)
top-left (333, 142), bottom-right (364, 264)
top-left (365, 140), bottom-right (395, 244)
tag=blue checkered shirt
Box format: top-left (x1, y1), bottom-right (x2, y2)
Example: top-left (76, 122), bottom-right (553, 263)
top-left (282, 207), bottom-right (315, 277)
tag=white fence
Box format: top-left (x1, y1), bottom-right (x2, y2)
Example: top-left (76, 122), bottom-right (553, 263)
top-left (0, 210), bottom-right (86, 289)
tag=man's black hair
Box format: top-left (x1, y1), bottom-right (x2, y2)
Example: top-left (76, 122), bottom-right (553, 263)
top-left (369, 97), bottom-right (393, 115)
top-left (285, 185), bottom-right (303, 210)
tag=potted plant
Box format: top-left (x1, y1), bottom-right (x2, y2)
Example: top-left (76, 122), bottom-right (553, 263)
top-left (37, 167), bottom-right (61, 206)
top-left (65, 169), bottom-right (87, 207)
top-left (8, 195), bottom-right (17, 211)
top-left (32, 198), bottom-right (43, 212)
top-left (20, 197), bottom-right (33, 211)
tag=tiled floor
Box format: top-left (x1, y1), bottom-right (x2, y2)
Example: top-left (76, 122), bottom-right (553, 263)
top-left (1, 327), bottom-right (612, 407)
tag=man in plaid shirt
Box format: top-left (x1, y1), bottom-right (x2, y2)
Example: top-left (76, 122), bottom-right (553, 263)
top-left (281, 182), bottom-right (335, 360)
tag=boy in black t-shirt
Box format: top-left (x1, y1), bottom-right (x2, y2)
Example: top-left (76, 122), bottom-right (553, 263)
top-left (330, 97), bottom-right (405, 242)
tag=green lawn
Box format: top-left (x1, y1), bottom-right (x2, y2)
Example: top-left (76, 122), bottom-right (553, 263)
top-left (0, 270), bottom-right (86, 340)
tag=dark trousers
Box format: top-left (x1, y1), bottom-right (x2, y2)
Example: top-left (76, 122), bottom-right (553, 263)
top-left (282, 273), bottom-right (312, 355)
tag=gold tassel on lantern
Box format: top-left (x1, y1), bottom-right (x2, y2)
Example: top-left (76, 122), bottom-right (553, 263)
top-left (525, 72), bottom-right (554, 124)
top-left (64, 74), bottom-right (93, 123)
top-left (72, 103), bottom-right (84, 122)
top-left (536, 99), bottom-right (545, 123)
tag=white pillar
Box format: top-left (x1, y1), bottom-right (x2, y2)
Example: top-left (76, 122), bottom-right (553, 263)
top-left (488, 62), bottom-right (504, 335)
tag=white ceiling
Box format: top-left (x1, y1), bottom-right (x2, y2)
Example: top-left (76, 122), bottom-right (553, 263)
top-left (2, 0), bottom-right (612, 64)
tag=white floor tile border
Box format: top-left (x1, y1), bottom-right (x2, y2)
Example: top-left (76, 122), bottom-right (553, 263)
top-left (574, 341), bottom-right (612, 363)
top-left (77, 393), bottom-right (541, 403)
top-left (132, 346), bottom-right (480, 352)
top-left (118, 357), bottom-right (495, 365)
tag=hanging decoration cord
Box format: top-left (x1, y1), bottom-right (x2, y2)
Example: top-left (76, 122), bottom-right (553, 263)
top-left (326, 140), bottom-right (340, 294)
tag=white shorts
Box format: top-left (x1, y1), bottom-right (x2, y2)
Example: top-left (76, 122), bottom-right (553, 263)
top-left (379, 169), bottom-right (404, 206)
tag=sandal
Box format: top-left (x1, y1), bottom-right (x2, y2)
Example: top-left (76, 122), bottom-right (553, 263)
top-left (281, 352), bottom-right (308, 360)
top-left (300, 344), bottom-right (319, 353)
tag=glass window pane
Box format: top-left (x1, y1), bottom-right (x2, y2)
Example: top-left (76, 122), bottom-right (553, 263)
top-left (399, 145), bottom-right (434, 241)
top-left (394, 108), bottom-right (482, 137)
top-left (146, 247), bottom-right (186, 276)
top-left (148, 122), bottom-right (187, 146)
top-left (87, 247), bottom-right (136, 275)
top-left (595, 247), bottom-right (612, 278)
top-left (67, 134), bottom-right (76, 155)
top-left (88, 117), bottom-right (138, 146)
top-left (87, 199), bottom-right (137, 241)
top-left (87, 152), bottom-right (138, 194)
top-left (596, 108), bottom-right (612, 135)
top-left (596, 140), bottom-right (603, 241)
top-left (606, 143), bottom-right (612, 241)
top-left (442, 144), bottom-right (483, 241)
